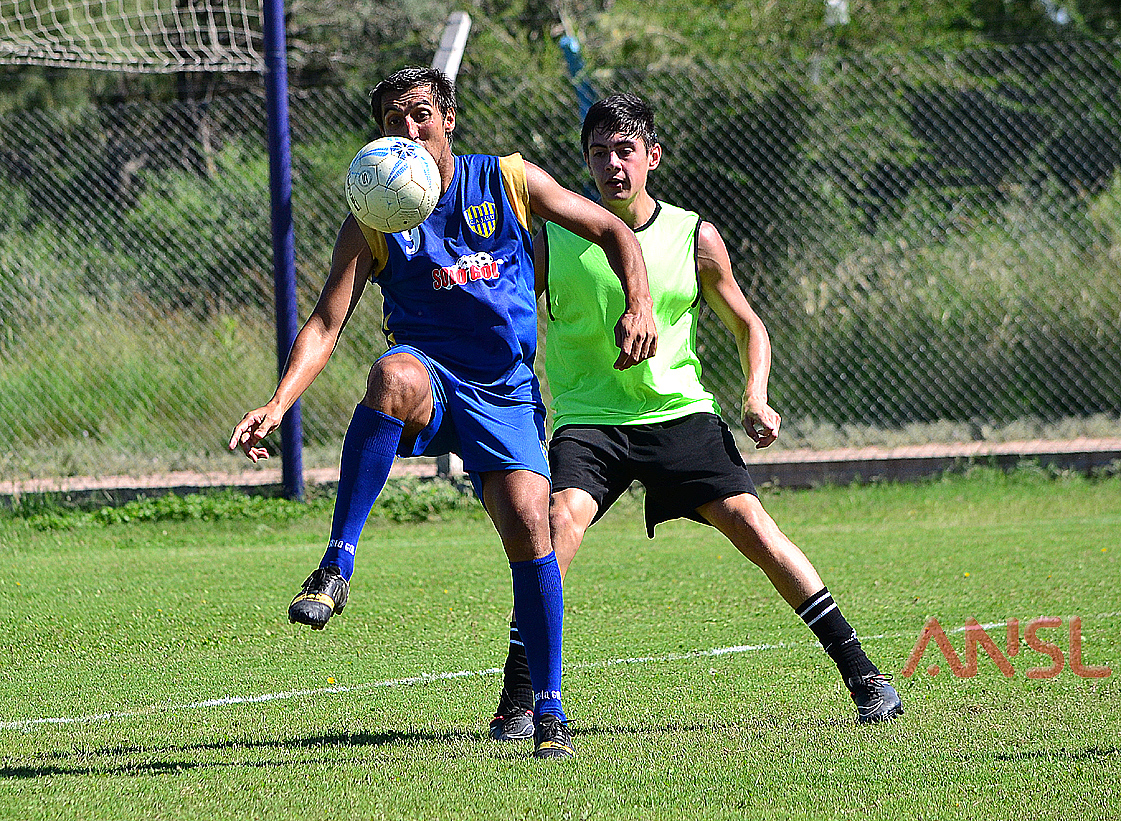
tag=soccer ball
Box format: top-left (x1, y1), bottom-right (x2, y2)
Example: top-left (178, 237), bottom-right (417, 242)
top-left (345, 137), bottom-right (441, 233)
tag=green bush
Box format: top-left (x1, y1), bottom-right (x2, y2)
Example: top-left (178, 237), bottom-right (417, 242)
top-left (769, 181), bottom-right (1121, 426)
top-left (8, 478), bottom-right (477, 530)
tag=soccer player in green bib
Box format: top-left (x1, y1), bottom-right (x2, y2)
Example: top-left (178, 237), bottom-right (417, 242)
top-left (489, 93), bottom-right (901, 740)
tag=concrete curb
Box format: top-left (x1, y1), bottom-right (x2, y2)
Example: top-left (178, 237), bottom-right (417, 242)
top-left (3, 438), bottom-right (1119, 507)
top-left (741, 437), bottom-right (1121, 488)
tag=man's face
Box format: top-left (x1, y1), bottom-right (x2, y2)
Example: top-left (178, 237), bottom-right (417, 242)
top-left (380, 84), bottom-right (455, 163)
top-left (585, 128), bottom-right (661, 205)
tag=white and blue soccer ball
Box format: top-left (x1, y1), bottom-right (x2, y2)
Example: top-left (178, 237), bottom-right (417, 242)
top-left (345, 136), bottom-right (440, 233)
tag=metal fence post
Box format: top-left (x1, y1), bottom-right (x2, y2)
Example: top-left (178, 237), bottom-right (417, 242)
top-left (263, 0), bottom-right (304, 500)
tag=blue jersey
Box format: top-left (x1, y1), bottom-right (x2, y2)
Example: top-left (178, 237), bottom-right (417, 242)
top-left (356, 153), bottom-right (537, 389)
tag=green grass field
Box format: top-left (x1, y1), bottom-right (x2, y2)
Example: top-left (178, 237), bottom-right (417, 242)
top-left (0, 468), bottom-right (1118, 820)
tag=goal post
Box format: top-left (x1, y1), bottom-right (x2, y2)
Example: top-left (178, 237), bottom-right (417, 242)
top-left (262, 0), bottom-right (303, 500)
top-left (1, 2), bottom-right (479, 496)
top-left (0, 0), bottom-right (308, 499)
top-left (431, 10), bottom-right (470, 81)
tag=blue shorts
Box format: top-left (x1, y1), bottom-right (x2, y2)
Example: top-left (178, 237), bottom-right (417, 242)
top-left (378, 346), bottom-right (549, 490)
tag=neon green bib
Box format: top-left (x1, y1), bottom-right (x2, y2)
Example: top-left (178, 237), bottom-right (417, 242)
top-left (544, 201), bottom-right (720, 428)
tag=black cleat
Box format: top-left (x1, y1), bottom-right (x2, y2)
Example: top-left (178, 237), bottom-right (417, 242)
top-left (848, 672), bottom-right (903, 723)
top-left (532, 714), bottom-right (575, 759)
top-left (489, 708), bottom-right (534, 741)
top-left (288, 566), bottom-right (349, 630)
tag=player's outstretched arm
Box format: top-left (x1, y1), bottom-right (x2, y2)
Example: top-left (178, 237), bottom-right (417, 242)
top-left (523, 160), bottom-right (657, 369)
top-left (696, 221), bottom-right (781, 449)
top-left (229, 216), bottom-right (372, 462)
top-left (532, 230), bottom-right (548, 301)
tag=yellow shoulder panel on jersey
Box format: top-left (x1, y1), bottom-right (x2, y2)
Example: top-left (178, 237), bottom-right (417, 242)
top-left (355, 219), bottom-right (390, 279)
top-left (498, 153), bottom-right (531, 232)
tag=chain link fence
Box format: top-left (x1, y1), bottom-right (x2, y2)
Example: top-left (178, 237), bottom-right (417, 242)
top-left (1, 40), bottom-right (1119, 484)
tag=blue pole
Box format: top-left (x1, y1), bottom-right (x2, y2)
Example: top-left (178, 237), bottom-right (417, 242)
top-left (262, 0), bottom-right (304, 500)
top-left (558, 34), bottom-right (597, 199)
top-left (558, 35), bottom-right (596, 122)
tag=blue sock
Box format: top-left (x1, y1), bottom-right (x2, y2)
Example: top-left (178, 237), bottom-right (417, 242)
top-left (319, 404), bottom-right (404, 580)
top-left (509, 552), bottom-right (566, 723)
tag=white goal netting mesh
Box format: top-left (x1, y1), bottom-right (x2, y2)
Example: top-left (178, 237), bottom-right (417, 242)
top-left (0, 0), bottom-right (263, 72)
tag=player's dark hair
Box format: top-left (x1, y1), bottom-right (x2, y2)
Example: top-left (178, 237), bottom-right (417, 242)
top-left (581, 93), bottom-right (659, 156)
top-left (370, 66), bottom-right (457, 139)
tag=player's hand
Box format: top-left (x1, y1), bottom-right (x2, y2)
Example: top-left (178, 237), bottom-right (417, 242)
top-left (228, 405), bottom-right (283, 463)
top-left (742, 395), bottom-right (780, 449)
top-left (613, 303), bottom-right (657, 369)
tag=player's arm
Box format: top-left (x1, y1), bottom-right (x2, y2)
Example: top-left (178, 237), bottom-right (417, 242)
top-left (696, 220), bottom-right (781, 449)
top-left (229, 215), bottom-right (373, 462)
top-left (523, 160), bottom-right (656, 369)
top-left (532, 229), bottom-right (547, 300)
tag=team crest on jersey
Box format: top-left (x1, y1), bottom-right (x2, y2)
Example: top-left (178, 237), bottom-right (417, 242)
top-left (464, 202), bottom-right (497, 238)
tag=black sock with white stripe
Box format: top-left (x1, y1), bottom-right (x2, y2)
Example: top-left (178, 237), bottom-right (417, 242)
top-left (497, 617), bottom-right (534, 714)
top-left (795, 588), bottom-right (878, 684)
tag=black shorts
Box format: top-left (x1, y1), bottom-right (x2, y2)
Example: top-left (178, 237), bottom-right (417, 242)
top-left (549, 412), bottom-right (758, 537)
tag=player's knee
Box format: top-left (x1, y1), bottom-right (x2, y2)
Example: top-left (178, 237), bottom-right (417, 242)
top-left (548, 503), bottom-right (578, 543)
top-left (494, 503), bottom-right (550, 564)
top-left (484, 472), bottom-right (551, 547)
top-left (519, 501), bottom-right (549, 544)
top-left (709, 494), bottom-right (785, 560)
top-left (515, 487), bottom-right (551, 539)
top-left (548, 489), bottom-right (596, 550)
top-left (364, 355), bottom-right (430, 418)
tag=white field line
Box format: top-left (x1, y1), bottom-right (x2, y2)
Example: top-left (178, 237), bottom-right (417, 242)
top-left (3, 613), bottom-right (1116, 732)
top-left (0, 642), bottom-right (788, 731)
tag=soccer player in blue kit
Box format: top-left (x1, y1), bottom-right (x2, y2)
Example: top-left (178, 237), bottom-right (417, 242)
top-left (229, 67), bottom-right (657, 759)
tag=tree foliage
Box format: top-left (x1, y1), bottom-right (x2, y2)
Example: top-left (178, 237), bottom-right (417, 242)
top-left (3, 0), bottom-right (1121, 110)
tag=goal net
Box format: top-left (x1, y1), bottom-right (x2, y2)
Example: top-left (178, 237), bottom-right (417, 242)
top-left (0, 0), bottom-right (263, 72)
